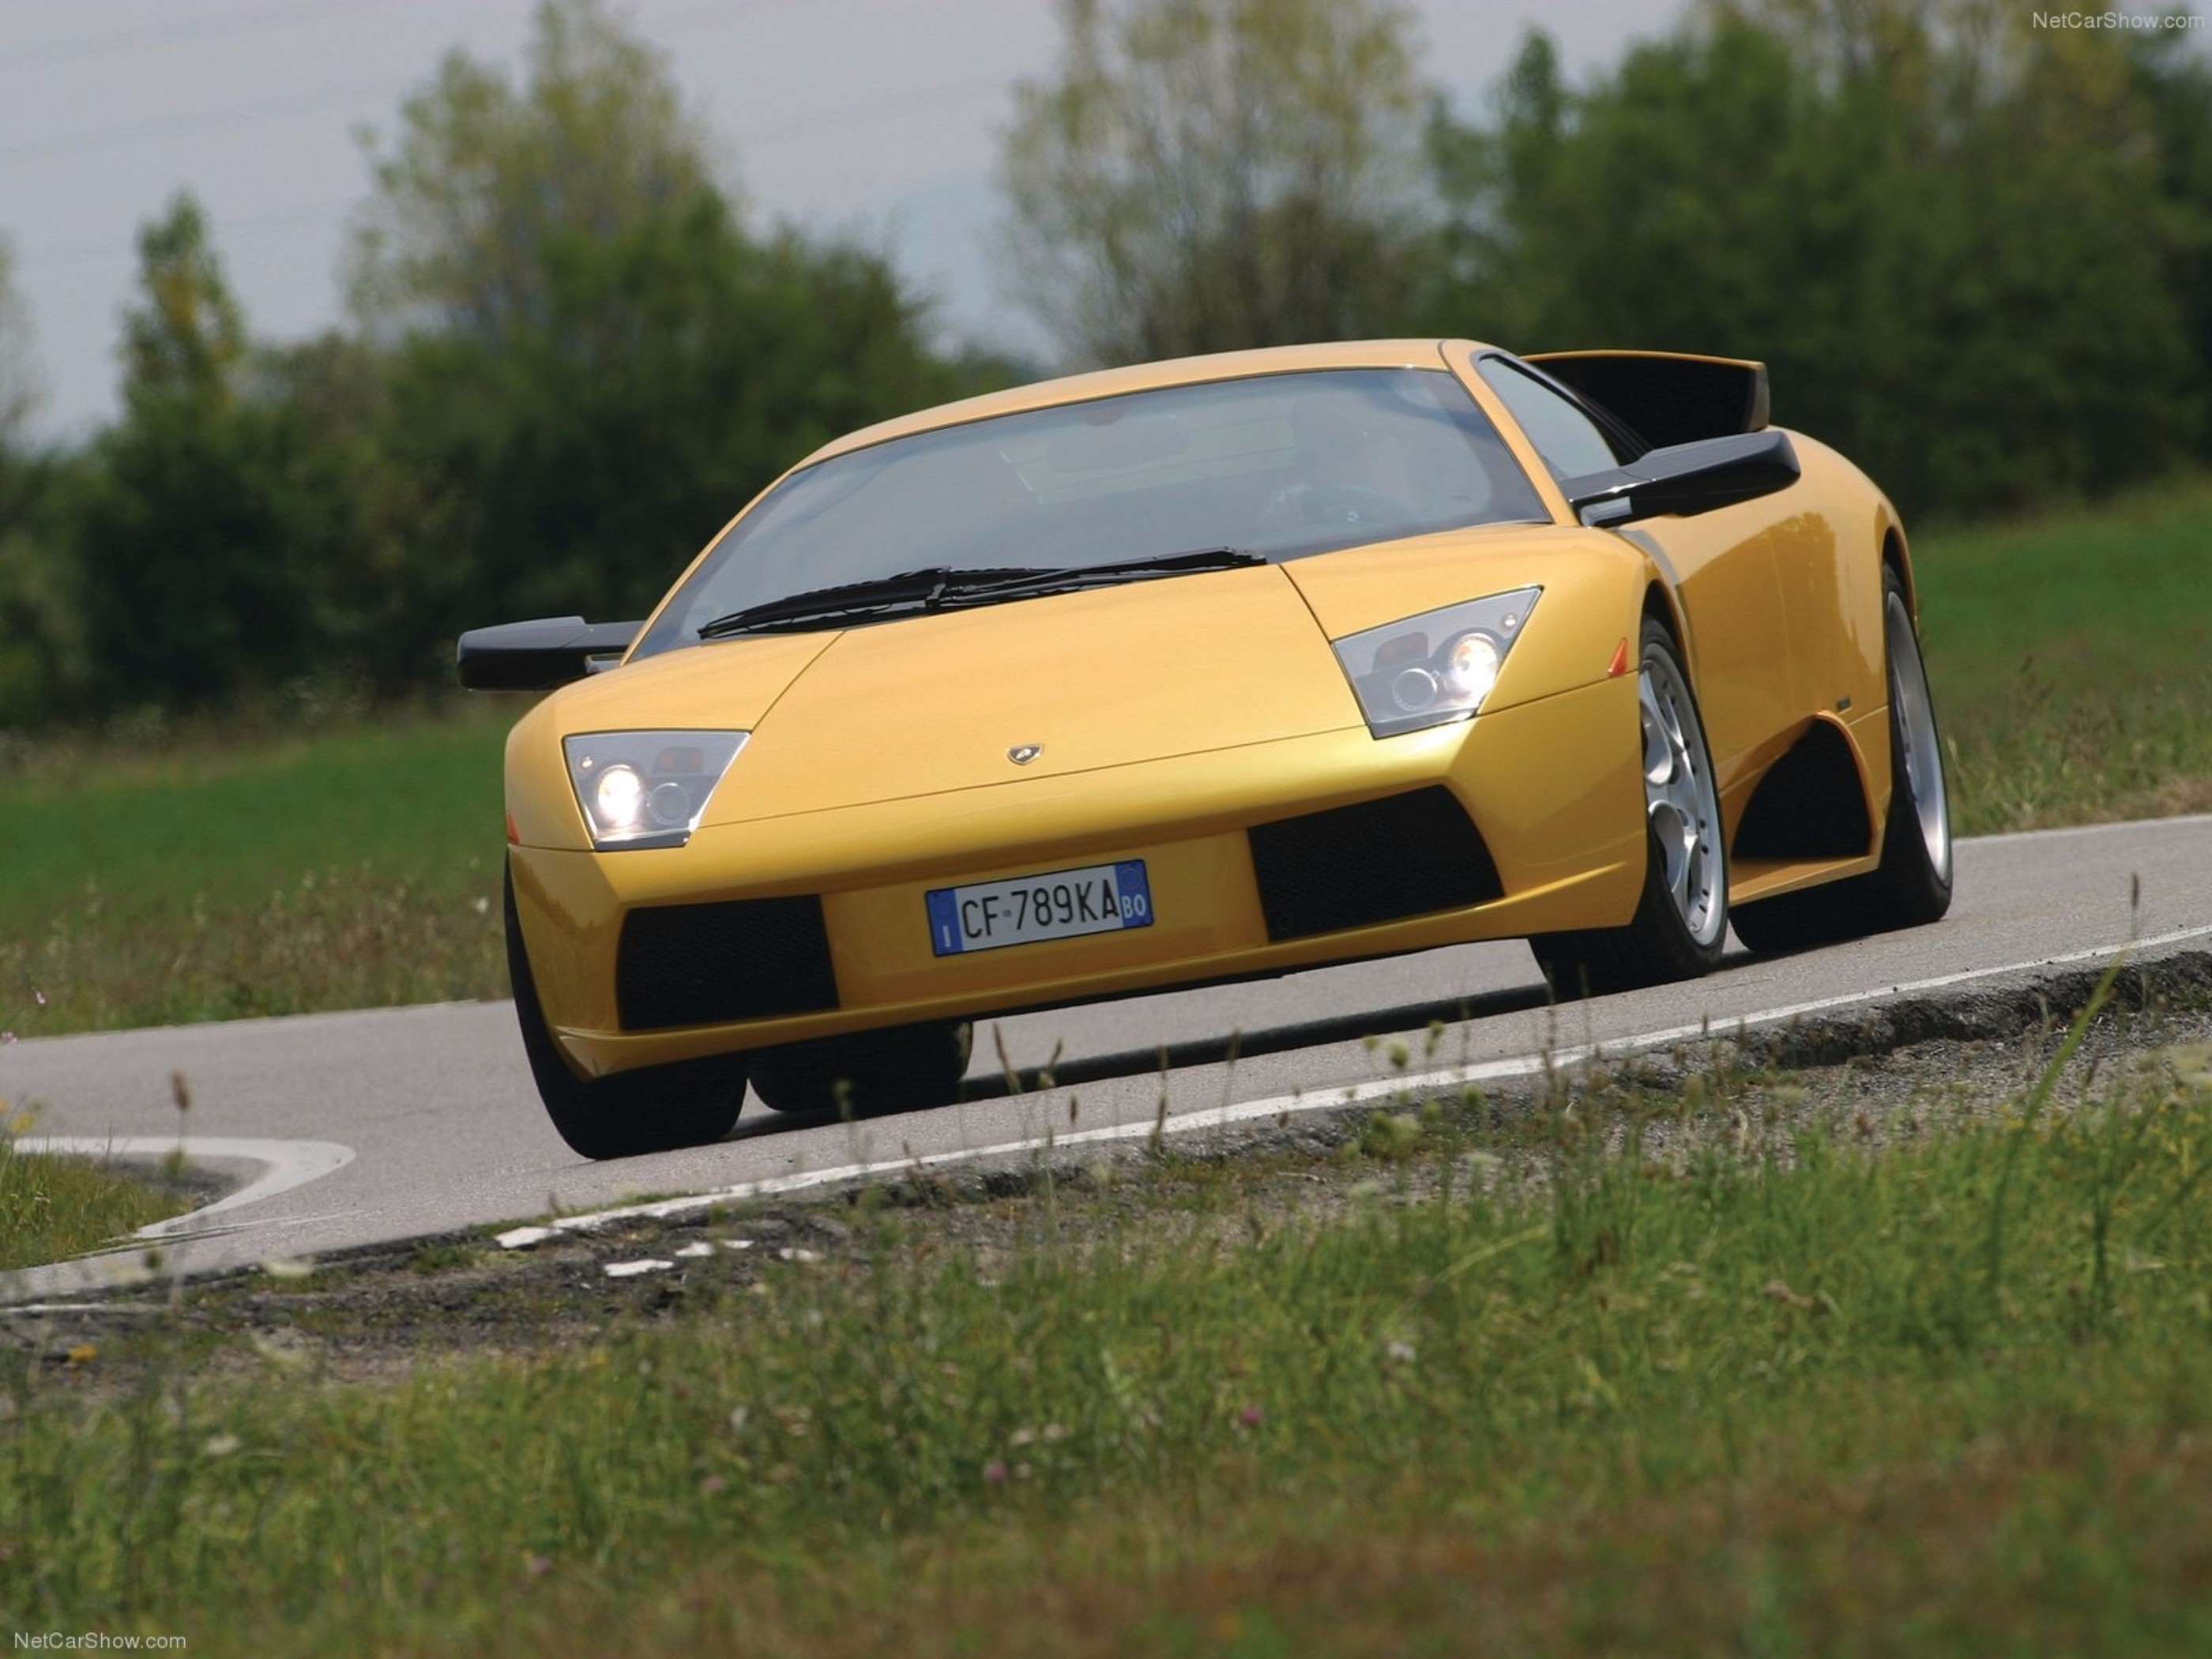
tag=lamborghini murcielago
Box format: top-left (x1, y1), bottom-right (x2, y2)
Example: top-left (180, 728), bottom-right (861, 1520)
top-left (459, 340), bottom-right (1952, 1157)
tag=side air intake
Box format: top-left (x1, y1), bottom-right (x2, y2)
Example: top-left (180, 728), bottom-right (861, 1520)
top-left (1247, 787), bottom-right (1503, 942)
top-left (1733, 720), bottom-right (1873, 860)
top-left (616, 895), bottom-right (839, 1031)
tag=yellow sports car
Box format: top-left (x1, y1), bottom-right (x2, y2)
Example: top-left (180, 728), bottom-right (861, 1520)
top-left (461, 340), bottom-right (1951, 1158)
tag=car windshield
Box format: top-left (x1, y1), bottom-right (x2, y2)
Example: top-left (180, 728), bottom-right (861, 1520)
top-left (634, 367), bottom-right (1548, 656)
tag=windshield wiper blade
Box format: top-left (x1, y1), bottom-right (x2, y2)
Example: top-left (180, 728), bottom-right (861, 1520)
top-left (940, 547), bottom-right (1265, 604)
top-left (696, 548), bottom-right (1263, 638)
top-left (697, 566), bottom-right (1058, 638)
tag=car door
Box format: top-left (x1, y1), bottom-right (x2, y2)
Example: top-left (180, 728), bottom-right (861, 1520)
top-left (1471, 352), bottom-right (1798, 802)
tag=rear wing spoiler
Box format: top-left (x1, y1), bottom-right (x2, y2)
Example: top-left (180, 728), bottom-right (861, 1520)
top-left (1524, 350), bottom-right (1770, 451)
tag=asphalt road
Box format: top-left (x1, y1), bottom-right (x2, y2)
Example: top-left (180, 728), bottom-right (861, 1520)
top-left (6, 814), bottom-right (2210, 1299)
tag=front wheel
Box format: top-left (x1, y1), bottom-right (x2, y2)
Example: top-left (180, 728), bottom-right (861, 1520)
top-left (1730, 570), bottom-right (1953, 954)
top-left (1530, 619), bottom-right (1729, 998)
top-left (506, 867), bottom-right (746, 1160)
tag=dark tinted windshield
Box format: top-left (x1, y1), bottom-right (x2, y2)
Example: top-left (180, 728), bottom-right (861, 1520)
top-left (635, 367), bottom-right (1546, 656)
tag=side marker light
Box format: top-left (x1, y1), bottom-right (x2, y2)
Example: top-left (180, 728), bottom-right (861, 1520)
top-left (1607, 638), bottom-right (1631, 679)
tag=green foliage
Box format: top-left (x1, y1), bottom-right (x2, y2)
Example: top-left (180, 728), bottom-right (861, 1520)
top-left (1002, 0), bottom-right (1432, 361)
top-left (1425, 2), bottom-right (2212, 517)
top-left (0, 240), bottom-right (74, 718)
top-left (57, 196), bottom-right (385, 710)
top-left (0, 235), bottom-right (36, 447)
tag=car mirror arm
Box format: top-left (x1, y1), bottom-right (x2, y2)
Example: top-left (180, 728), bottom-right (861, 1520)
top-left (455, 618), bottom-right (642, 691)
top-left (1563, 429), bottom-right (1800, 528)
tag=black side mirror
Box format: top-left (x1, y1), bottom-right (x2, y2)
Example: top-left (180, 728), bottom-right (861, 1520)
top-left (455, 617), bottom-right (641, 690)
top-left (1561, 430), bottom-right (1800, 529)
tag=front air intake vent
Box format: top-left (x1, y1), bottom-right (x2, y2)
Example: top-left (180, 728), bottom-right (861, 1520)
top-left (616, 895), bottom-right (839, 1031)
top-left (1247, 787), bottom-right (1503, 942)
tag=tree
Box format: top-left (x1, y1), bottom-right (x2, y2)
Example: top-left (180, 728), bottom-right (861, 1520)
top-left (1001, 0), bottom-right (1433, 364)
top-left (0, 238), bottom-right (73, 725)
top-left (348, 0), bottom-right (722, 346)
top-left (64, 195), bottom-right (371, 708)
top-left (1427, 1), bottom-right (2203, 517)
top-left (348, 0), bottom-right (992, 651)
top-left (0, 235), bottom-right (37, 451)
top-left (2124, 28), bottom-right (2212, 457)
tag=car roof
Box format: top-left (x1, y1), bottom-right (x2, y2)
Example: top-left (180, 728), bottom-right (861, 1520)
top-left (800, 338), bottom-right (1498, 467)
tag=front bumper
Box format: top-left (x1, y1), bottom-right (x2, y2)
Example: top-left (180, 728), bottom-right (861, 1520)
top-left (511, 675), bottom-right (1644, 1078)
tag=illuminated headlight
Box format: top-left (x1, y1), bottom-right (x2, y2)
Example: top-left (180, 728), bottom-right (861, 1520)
top-left (1331, 588), bottom-right (1540, 738)
top-left (562, 730), bottom-right (747, 849)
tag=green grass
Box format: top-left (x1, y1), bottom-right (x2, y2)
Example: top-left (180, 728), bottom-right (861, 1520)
top-left (2, 476), bottom-right (2209, 1036)
top-left (6, 1008), bottom-right (2212, 1653)
top-left (0, 704), bottom-right (512, 1036)
top-left (0, 1130), bottom-right (188, 1271)
top-left (1913, 473), bottom-right (2212, 833)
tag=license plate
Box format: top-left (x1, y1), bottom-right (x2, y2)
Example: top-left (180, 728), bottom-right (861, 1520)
top-left (925, 860), bottom-right (1153, 957)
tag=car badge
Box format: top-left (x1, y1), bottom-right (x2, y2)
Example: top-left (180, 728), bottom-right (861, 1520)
top-left (1007, 743), bottom-right (1044, 766)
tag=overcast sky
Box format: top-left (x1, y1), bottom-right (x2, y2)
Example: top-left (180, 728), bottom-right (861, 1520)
top-left (1, 0), bottom-right (1683, 438)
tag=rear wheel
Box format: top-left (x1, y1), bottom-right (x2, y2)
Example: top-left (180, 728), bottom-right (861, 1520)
top-left (506, 867), bottom-right (746, 1160)
top-left (749, 1020), bottom-right (974, 1117)
top-left (1730, 569), bottom-right (1953, 954)
top-left (1530, 619), bottom-right (1728, 998)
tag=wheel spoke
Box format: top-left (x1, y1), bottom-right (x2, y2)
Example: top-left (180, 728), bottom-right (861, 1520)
top-left (1886, 592), bottom-right (1951, 883)
top-left (1638, 650), bottom-right (1725, 947)
top-left (1668, 823), bottom-right (1695, 915)
top-left (1640, 678), bottom-right (1671, 784)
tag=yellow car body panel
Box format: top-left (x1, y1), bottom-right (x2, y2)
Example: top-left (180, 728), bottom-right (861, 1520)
top-left (498, 338), bottom-right (1916, 1079)
top-left (514, 672), bottom-right (1644, 1077)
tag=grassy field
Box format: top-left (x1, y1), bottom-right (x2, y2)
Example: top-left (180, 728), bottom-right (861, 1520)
top-left (0, 1130), bottom-right (187, 1270)
top-left (1, 476), bottom-right (2207, 1038)
top-left (1912, 474), bottom-right (2212, 833)
top-left (0, 705), bottom-right (513, 1036)
top-left (6, 997), bottom-right (2212, 1653)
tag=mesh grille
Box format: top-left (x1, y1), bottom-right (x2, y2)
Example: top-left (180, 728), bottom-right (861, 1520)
top-left (1247, 787), bottom-right (1503, 942)
top-left (616, 894), bottom-right (839, 1032)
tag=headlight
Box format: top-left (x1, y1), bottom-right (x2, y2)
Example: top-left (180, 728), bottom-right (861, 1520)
top-left (562, 730), bottom-right (747, 849)
top-left (1331, 588), bottom-right (1540, 738)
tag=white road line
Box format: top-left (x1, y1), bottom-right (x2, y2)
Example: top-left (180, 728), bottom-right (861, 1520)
top-left (9, 1136), bottom-right (356, 1240)
top-left (504, 921), bottom-right (2212, 1244)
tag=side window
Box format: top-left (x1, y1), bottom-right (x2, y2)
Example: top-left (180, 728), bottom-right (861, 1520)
top-left (1475, 357), bottom-right (1621, 481)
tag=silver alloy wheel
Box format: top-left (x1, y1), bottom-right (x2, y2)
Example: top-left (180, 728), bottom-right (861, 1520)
top-left (1641, 648), bottom-right (1725, 947)
top-left (1885, 589), bottom-right (1951, 884)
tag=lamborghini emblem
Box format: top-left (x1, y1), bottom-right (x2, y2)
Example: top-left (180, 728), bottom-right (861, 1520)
top-left (1007, 744), bottom-right (1043, 766)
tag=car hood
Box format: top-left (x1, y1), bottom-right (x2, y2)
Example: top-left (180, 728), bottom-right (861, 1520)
top-left (555, 564), bottom-right (1353, 825)
top-left (544, 521), bottom-right (1620, 826)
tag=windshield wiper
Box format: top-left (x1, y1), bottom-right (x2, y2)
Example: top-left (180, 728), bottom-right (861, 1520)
top-left (939, 547), bottom-right (1265, 606)
top-left (696, 547), bottom-right (1264, 639)
top-left (697, 566), bottom-right (1057, 638)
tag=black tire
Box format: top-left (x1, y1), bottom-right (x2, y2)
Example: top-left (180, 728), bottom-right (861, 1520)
top-left (1529, 619), bottom-right (1728, 999)
top-left (749, 1020), bottom-right (973, 1117)
top-left (1731, 569), bottom-right (1954, 955)
top-left (505, 866), bottom-right (746, 1160)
